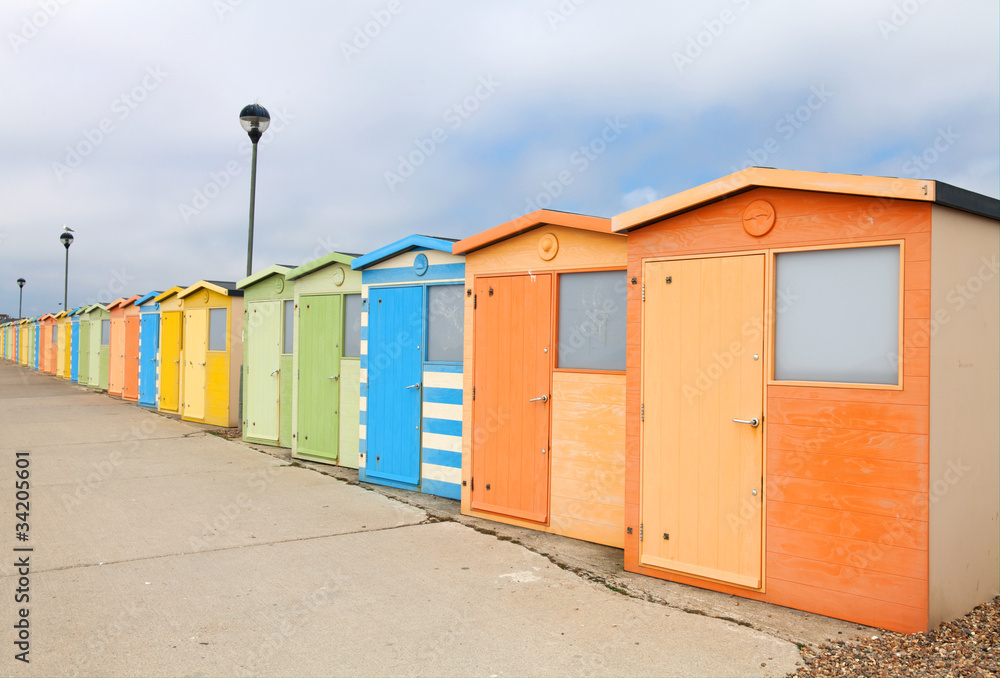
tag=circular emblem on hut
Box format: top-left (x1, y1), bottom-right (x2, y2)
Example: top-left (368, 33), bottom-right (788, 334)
top-left (273, 277), bottom-right (284, 294)
top-left (742, 200), bottom-right (776, 236)
top-left (200, 289), bottom-right (210, 303)
top-left (538, 233), bottom-right (559, 261)
top-left (332, 267), bottom-right (345, 286)
top-left (413, 253), bottom-right (429, 276)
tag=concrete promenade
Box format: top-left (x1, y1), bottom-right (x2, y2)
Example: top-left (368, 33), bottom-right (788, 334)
top-left (0, 361), bottom-right (838, 677)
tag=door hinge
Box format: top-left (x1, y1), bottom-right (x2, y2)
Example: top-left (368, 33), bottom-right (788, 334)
top-left (473, 295), bottom-right (477, 309)
top-left (470, 476), bottom-right (474, 491)
top-left (472, 386), bottom-right (475, 400)
top-left (641, 284), bottom-right (645, 302)
top-left (641, 403), bottom-right (644, 421)
top-left (639, 523), bottom-right (643, 541)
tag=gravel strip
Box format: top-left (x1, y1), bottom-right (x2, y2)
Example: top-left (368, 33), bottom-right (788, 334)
top-left (790, 596), bottom-right (998, 677)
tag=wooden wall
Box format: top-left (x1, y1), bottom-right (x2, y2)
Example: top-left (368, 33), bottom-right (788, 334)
top-left (461, 225), bottom-right (629, 547)
top-left (624, 187), bottom-right (932, 632)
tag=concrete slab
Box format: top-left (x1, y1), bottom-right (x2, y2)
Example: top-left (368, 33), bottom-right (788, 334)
top-left (0, 361), bottom-right (807, 676)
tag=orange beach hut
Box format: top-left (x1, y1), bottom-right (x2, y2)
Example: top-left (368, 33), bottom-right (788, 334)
top-left (614, 167), bottom-right (999, 633)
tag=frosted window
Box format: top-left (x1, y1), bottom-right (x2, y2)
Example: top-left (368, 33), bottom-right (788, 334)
top-left (282, 300), bottom-right (293, 354)
top-left (52, 326), bottom-right (58, 342)
top-left (427, 285), bottom-right (464, 362)
top-left (774, 245), bottom-right (900, 385)
top-left (558, 270), bottom-right (627, 371)
top-left (343, 294), bottom-right (362, 358)
top-left (101, 319), bottom-right (110, 345)
top-left (208, 308), bottom-right (227, 351)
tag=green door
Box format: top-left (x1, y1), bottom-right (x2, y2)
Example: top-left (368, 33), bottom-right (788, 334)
top-left (295, 294), bottom-right (341, 462)
top-left (245, 301), bottom-right (282, 443)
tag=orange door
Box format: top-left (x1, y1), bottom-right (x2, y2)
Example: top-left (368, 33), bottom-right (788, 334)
top-left (471, 273), bottom-right (552, 523)
top-left (640, 254), bottom-right (765, 589)
top-left (123, 316), bottom-right (140, 400)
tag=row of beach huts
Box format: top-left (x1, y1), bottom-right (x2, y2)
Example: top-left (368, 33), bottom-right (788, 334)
top-left (3, 167), bottom-right (998, 634)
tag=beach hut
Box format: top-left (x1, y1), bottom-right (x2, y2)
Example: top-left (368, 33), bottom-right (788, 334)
top-left (237, 265), bottom-right (295, 448)
top-left (56, 311), bottom-right (71, 378)
top-left (32, 317), bottom-right (41, 370)
top-left (106, 296), bottom-right (137, 396)
top-left (18, 319), bottom-right (29, 366)
top-left (351, 235), bottom-right (465, 499)
top-left (121, 296), bottom-right (142, 401)
top-left (70, 307), bottom-right (83, 382)
top-left (285, 252), bottom-right (362, 466)
top-left (178, 281), bottom-right (244, 428)
top-left (87, 304), bottom-right (112, 391)
top-left (613, 167), bottom-right (999, 633)
top-left (39, 314), bottom-right (57, 374)
top-left (135, 291), bottom-right (163, 408)
top-left (154, 287), bottom-right (186, 414)
top-left (452, 210), bottom-right (629, 548)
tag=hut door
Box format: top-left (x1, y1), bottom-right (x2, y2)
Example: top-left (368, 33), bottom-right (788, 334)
top-left (640, 254), bottom-right (765, 589)
top-left (245, 301), bottom-right (281, 443)
top-left (123, 316), bottom-right (140, 399)
top-left (297, 295), bottom-right (342, 460)
top-left (160, 312), bottom-right (182, 411)
top-left (471, 273), bottom-right (552, 523)
top-left (139, 314), bottom-right (159, 406)
top-left (71, 321), bottom-right (80, 381)
top-left (183, 309), bottom-right (208, 420)
top-left (366, 285), bottom-right (422, 485)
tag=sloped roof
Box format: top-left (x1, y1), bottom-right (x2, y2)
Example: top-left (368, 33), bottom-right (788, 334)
top-left (452, 210), bottom-right (615, 255)
top-left (237, 265), bottom-right (293, 290)
top-left (178, 280), bottom-right (244, 299)
top-left (352, 235), bottom-right (459, 270)
top-left (286, 252), bottom-right (357, 281)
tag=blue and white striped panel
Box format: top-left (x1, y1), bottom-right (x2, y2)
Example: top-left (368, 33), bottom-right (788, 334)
top-left (421, 364), bottom-right (462, 499)
top-left (358, 304), bottom-right (369, 466)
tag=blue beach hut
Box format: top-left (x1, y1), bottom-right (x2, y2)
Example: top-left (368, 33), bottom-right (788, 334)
top-left (136, 291), bottom-right (163, 408)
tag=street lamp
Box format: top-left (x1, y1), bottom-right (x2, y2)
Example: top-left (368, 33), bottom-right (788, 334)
top-left (60, 228), bottom-right (74, 310)
top-left (16, 278), bottom-right (25, 319)
top-left (239, 103), bottom-right (270, 278)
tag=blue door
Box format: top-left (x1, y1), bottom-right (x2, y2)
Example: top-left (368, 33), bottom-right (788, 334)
top-left (138, 313), bottom-right (160, 407)
top-left (365, 285), bottom-right (422, 486)
top-left (71, 319), bottom-right (80, 381)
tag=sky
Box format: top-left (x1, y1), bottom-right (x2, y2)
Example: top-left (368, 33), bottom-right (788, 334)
top-left (1, 0), bottom-right (998, 318)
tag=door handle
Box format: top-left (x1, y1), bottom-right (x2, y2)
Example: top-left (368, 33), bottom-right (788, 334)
top-left (529, 395), bottom-right (548, 403)
top-left (199, 362), bottom-right (206, 366)
top-left (271, 369), bottom-right (279, 376)
top-left (327, 375), bottom-right (339, 380)
top-left (733, 417), bottom-right (760, 427)
top-left (406, 383), bottom-right (420, 390)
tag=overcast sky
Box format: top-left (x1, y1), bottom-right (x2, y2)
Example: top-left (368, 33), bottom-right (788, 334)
top-left (2, 0), bottom-right (997, 317)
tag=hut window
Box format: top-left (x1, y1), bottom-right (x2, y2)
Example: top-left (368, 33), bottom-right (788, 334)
top-left (52, 326), bottom-right (58, 342)
top-left (208, 308), bottom-right (227, 351)
top-left (282, 300), bottom-right (293, 354)
top-left (427, 284), bottom-right (464, 363)
top-left (774, 244), bottom-right (900, 385)
top-left (101, 319), bottom-right (110, 346)
top-left (557, 270), bottom-right (627, 371)
top-left (343, 294), bottom-right (362, 358)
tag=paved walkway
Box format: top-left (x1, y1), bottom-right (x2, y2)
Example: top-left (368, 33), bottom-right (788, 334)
top-left (0, 362), bottom-right (807, 677)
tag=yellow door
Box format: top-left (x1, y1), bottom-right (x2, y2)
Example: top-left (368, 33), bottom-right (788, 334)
top-left (63, 322), bottom-right (72, 378)
top-left (183, 309), bottom-right (208, 420)
top-left (160, 311), bottom-right (182, 411)
top-left (640, 254), bottom-right (765, 589)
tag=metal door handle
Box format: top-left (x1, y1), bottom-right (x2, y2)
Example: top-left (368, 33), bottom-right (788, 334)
top-left (406, 383), bottom-right (420, 390)
top-left (327, 375), bottom-right (339, 380)
top-left (529, 395), bottom-right (548, 403)
top-left (271, 369), bottom-right (279, 376)
top-left (198, 362), bottom-right (206, 366)
top-left (172, 360), bottom-right (180, 363)
top-left (733, 417), bottom-right (760, 427)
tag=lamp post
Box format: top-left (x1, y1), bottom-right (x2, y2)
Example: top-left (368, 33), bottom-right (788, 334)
top-left (60, 229), bottom-right (74, 310)
top-left (17, 278), bottom-right (25, 319)
top-left (239, 103), bottom-right (270, 278)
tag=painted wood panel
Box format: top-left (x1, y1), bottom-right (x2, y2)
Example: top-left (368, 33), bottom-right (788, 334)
top-left (108, 315), bottom-right (125, 396)
top-left (338, 359), bottom-right (360, 469)
top-left (159, 311), bottom-right (182, 412)
top-left (244, 300), bottom-right (282, 444)
top-left (624, 187), bottom-right (934, 632)
top-left (549, 371), bottom-right (626, 548)
top-left (138, 312), bottom-right (159, 407)
top-left (294, 294), bottom-right (342, 463)
top-left (471, 273), bottom-right (552, 523)
top-left (78, 319), bottom-right (91, 385)
top-left (123, 315), bottom-right (140, 400)
top-left (182, 309), bottom-right (207, 421)
top-left (70, 317), bottom-right (80, 382)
